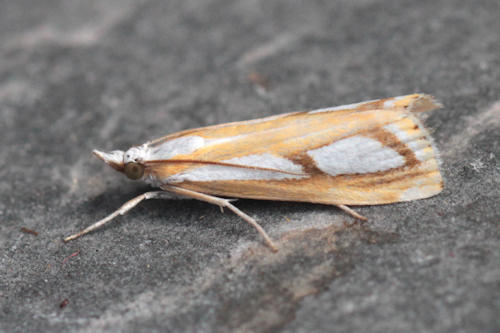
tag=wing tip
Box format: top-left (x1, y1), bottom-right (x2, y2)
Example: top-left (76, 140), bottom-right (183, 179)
top-left (408, 94), bottom-right (443, 113)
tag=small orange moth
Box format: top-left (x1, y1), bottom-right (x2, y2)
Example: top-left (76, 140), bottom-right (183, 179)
top-left (64, 94), bottom-right (443, 251)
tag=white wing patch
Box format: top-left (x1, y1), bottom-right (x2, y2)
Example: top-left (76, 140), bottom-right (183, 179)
top-left (148, 136), bottom-right (205, 160)
top-left (225, 153), bottom-right (303, 173)
top-left (166, 153), bottom-right (306, 183)
top-left (307, 136), bottom-right (405, 176)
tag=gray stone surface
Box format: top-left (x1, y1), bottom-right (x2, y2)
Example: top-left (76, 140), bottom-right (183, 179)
top-left (1, 0), bottom-right (499, 332)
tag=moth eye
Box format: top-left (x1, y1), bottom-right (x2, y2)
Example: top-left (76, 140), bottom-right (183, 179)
top-left (124, 162), bottom-right (145, 180)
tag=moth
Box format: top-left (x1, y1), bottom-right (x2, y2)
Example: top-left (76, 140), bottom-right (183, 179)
top-left (64, 94), bottom-right (443, 251)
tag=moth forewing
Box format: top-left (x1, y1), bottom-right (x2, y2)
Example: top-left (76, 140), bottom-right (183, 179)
top-left (64, 94), bottom-right (443, 251)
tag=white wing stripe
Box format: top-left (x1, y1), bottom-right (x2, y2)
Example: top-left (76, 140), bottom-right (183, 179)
top-left (166, 153), bottom-right (306, 182)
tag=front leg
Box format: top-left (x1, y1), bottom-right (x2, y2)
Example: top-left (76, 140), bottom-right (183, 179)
top-left (64, 191), bottom-right (175, 242)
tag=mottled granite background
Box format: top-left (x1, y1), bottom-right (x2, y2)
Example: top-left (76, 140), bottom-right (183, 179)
top-left (1, 0), bottom-right (499, 332)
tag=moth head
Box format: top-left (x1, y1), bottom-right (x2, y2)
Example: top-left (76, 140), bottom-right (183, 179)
top-left (93, 146), bottom-right (148, 180)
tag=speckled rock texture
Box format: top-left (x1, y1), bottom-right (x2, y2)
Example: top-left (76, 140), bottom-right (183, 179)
top-left (1, 0), bottom-right (499, 332)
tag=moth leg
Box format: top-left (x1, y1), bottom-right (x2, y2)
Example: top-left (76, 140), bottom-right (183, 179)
top-left (336, 204), bottom-right (368, 221)
top-left (162, 185), bottom-right (278, 252)
top-left (64, 191), bottom-right (174, 242)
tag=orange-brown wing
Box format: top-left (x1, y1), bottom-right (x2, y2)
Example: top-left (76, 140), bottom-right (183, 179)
top-left (145, 94), bottom-right (443, 205)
